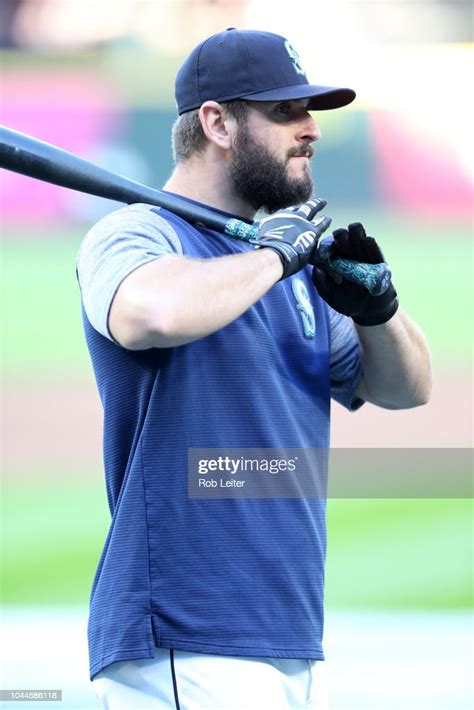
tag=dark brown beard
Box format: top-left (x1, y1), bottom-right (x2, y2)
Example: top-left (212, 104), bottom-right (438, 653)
top-left (228, 121), bottom-right (314, 214)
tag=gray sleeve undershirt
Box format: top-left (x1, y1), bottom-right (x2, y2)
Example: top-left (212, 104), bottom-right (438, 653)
top-left (76, 203), bottom-right (182, 341)
top-left (328, 307), bottom-right (364, 411)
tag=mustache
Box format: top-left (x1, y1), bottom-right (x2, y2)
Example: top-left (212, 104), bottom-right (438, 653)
top-left (287, 145), bottom-right (314, 159)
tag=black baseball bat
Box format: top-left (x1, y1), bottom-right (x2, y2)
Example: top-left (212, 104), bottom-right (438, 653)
top-left (0, 125), bottom-right (391, 294)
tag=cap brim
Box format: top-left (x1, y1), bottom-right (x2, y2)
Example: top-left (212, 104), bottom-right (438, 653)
top-left (240, 84), bottom-right (356, 110)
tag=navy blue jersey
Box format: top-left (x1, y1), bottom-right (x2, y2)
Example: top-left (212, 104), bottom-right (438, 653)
top-left (77, 200), bottom-right (363, 679)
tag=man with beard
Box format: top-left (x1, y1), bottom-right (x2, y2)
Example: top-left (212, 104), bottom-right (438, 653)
top-left (77, 29), bottom-right (432, 710)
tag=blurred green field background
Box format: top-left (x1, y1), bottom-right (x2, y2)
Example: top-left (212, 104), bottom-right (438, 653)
top-left (2, 220), bottom-right (472, 610)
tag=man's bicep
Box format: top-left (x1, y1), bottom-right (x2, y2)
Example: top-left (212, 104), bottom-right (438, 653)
top-left (108, 254), bottom-right (184, 350)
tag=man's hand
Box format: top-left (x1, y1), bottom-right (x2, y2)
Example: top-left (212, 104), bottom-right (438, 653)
top-left (312, 222), bottom-right (399, 325)
top-left (254, 199), bottom-right (332, 279)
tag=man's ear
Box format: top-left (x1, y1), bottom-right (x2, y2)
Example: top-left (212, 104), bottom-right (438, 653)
top-left (199, 101), bottom-right (235, 150)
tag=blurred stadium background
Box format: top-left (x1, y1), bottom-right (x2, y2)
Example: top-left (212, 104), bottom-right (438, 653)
top-left (1, 1), bottom-right (472, 708)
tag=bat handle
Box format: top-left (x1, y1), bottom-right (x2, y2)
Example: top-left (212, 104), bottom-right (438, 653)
top-left (225, 218), bottom-right (259, 242)
top-left (324, 257), bottom-right (392, 296)
top-left (225, 218), bottom-right (392, 295)
top-left (315, 235), bottom-right (392, 295)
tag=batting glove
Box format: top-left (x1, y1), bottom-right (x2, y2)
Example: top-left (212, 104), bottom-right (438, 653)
top-left (312, 222), bottom-right (399, 325)
top-left (252, 199), bottom-right (332, 279)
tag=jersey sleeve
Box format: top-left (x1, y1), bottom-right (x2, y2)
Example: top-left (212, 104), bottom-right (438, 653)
top-left (329, 307), bottom-right (365, 411)
top-left (76, 203), bottom-right (183, 341)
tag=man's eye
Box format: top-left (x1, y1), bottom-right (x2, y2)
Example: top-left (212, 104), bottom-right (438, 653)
top-left (275, 103), bottom-right (291, 115)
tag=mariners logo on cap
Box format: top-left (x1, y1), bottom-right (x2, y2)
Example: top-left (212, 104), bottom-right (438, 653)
top-left (284, 40), bottom-right (306, 77)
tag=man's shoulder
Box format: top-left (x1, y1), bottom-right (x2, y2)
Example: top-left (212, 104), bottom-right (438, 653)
top-left (78, 203), bottom-right (184, 259)
top-left (88, 202), bottom-right (178, 235)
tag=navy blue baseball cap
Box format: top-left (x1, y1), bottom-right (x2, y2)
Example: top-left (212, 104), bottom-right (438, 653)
top-left (175, 28), bottom-right (356, 115)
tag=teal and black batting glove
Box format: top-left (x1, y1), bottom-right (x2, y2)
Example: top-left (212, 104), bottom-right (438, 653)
top-left (253, 199), bottom-right (332, 279)
top-left (312, 222), bottom-right (399, 325)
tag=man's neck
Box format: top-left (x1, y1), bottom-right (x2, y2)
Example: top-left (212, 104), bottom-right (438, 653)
top-left (163, 156), bottom-right (257, 222)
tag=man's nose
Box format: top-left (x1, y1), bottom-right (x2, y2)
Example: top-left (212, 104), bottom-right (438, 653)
top-left (298, 114), bottom-right (321, 143)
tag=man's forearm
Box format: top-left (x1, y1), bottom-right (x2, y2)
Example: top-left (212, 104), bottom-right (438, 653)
top-left (355, 309), bottom-right (433, 409)
top-left (108, 198), bottom-right (332, 350)
top-left (109, 248), bottom-right (283, 349)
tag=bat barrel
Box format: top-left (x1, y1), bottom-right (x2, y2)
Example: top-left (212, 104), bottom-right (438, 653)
top-left (0, 125), bottom-right (157, 203)
top-left (0, 125), bottom-right (249, 234)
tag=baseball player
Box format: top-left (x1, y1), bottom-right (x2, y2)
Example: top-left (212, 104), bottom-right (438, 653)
top-left (76, 28), bottom-right (432, 710)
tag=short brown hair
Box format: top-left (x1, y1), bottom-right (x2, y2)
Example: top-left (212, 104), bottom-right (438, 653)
top-left (171, 100), bottom-right (249, 164)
